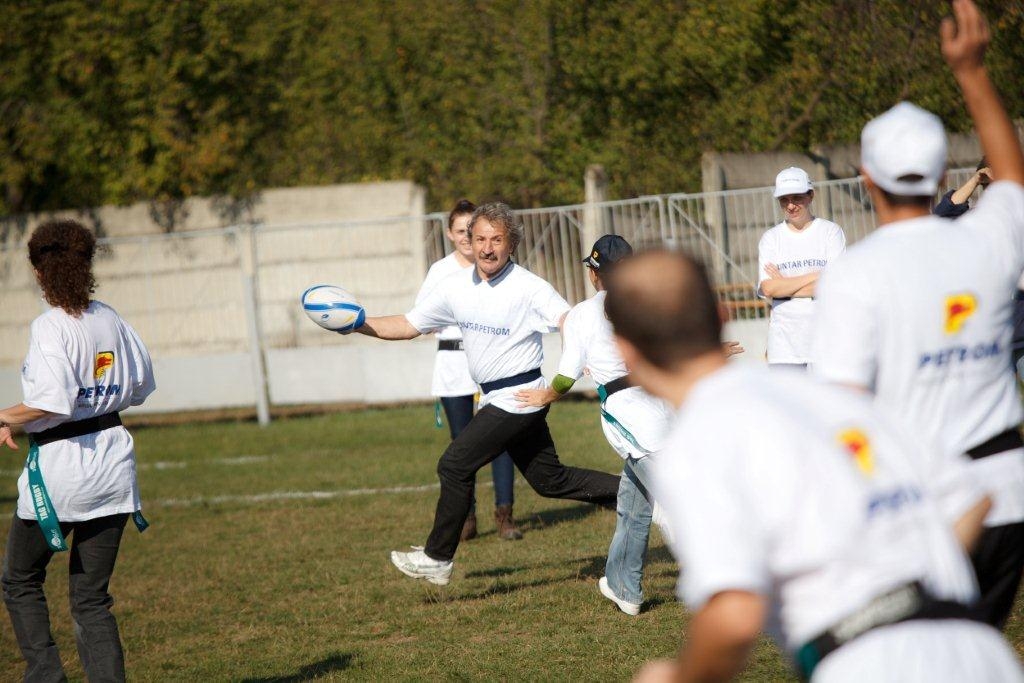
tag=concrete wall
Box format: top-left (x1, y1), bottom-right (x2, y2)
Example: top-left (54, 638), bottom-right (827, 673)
top-left (0, 181), bottom-right (429, 367)
top-left (0, 180), bottom-right (427, 244)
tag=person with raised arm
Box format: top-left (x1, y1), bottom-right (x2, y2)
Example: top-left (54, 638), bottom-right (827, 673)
top-left (811, 0), bottom-right (1024, 629)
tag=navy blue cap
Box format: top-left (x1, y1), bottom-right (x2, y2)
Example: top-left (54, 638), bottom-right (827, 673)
top-left (583, 234), bottom-right (633, 270)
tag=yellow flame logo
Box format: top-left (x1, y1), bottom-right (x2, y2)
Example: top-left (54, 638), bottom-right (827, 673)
top-left (944, 293), bottom-right (977, 335)
top-left (94, 351), bottom-right (114, 380)
top-left (837, 428), bottom-right (874, 476)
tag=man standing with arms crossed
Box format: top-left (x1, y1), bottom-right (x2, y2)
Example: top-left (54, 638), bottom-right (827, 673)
top-left (812, 0), bottom-right (1024, 628)
top-left (353, 202), bottom-right (620, 585)
top-left (758, 167), bottom-right (846, 369)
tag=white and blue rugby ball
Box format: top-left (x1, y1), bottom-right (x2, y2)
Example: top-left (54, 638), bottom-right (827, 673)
top-left (301, 284), bottom-right (366, 333)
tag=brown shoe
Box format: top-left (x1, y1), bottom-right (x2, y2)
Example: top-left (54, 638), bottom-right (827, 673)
top-left (460, 512), bottom-right (478, 541)
top-left (495, 505), bottom-right (523, 540)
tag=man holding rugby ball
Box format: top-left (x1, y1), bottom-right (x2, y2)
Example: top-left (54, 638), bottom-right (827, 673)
top-left (353, 201), bottom-right (619, 585)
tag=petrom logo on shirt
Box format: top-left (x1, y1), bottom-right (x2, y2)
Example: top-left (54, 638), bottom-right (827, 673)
top-left (944, 293), bottom-right (977, 335)
top-left (837, 428), bottom-right (874, 476)
top-left (77, 384), bottom-right (121, 402)
top-left (776, 258), bottom-right (827, 271)
top-left (94, 351), bottom-right (115, 380)
top-left (458, 321), bottom-right (511, 336)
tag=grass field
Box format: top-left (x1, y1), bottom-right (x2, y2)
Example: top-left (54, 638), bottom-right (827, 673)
top-left (0, 400), bottom-right (1021, 681)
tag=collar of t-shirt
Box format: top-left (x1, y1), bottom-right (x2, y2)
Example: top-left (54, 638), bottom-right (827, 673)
top-left (471, 258), bottom-right (515, 286)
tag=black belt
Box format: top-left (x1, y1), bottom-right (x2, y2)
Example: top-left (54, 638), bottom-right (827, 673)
top-left (795, 581), bottom-right (975, 679)
top-left (438, 339), bottom-right (464, 352)
top-left (966, 427), bottom-right (1024, 460)
top-left (480, 368), bottom-right (542, 394)
top-left (597, 375), bottom-right (631, 402)
top-left (30, 412), bottom-right (123, 447)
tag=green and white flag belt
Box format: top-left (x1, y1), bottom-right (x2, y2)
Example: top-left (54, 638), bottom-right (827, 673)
top-left (27, 437), bottom-right (149, 553)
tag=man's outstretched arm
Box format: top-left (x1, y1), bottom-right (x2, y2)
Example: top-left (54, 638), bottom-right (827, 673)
top-left (355, 315), bottom-right (422, 340)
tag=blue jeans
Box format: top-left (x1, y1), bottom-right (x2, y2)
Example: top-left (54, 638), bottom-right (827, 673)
top-left (604, 455), bottom-right (656, 605)
top-left (440, 395), bottom-right (514, 508)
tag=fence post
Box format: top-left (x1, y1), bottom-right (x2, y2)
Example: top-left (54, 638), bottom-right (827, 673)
top-left (583, 165), bottom-right (607, 295)
top-left (239, 225), bottom-right (271, 427)
top-left (701, 152), bottom-right (730, 285)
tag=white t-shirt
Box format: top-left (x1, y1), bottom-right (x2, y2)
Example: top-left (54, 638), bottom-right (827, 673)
top-left (405, 260), bottom-right (570, 414)
top-left (18, 301), bottom-right (156, 522)
top-left (758, 218), bottom-right (846, 363)
top-left (415, 253), bottom-right (478, 397)
top-left (812, 182), bottom-right (1024, 526)
top-left (557, 291), bottom-right (673, 458)
top-left (657, 363), bottom-right (981, 657)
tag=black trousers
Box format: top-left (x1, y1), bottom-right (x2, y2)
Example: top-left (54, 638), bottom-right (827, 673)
top-left (424, 405), bottom-right (619, 561)
top-left (970, 520), bottom-right (1024, 629)
top-left (440, 395), bottom-right (515, 508)
top-left (2, 513), bottom-right (129, 683)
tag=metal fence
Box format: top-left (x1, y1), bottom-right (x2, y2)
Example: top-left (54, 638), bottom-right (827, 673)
top-left (0, 168), bottom-right (978, 369)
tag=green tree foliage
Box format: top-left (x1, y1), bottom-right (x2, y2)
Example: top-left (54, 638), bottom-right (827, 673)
top-left (1, 0), bottom-right (1022, 217)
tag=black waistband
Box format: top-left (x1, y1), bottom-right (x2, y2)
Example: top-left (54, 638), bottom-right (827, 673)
top-left (480, 368), bottom-right (542, 394)
top-left (598, 375), bottom-right (631, 402)
top-left (795, 582), bottom-right (975, 679)
top-left (604, 375), bottom-right (631, 398)
top-left (966, 427), bottom-right (1024, 460)
top-left (438, 339), bottom-right (464, 352)
top-left (30, 412), bottom-right (123, 447)
top-left (1014, 289), bottom-right (1024, 302)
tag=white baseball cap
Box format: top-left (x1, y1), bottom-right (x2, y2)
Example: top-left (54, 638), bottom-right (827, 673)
top-left (773, 167), bottom-right (813, 198)
top-left (861, 101), bottom-right (947, 196)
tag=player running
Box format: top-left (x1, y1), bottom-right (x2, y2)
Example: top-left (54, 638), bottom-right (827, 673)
top-left (352, 202), bottom-right (619, 585)
top-left (417, 199), bottom-right (521, 541)
top-left (514, 235), bottom-right (674, 615)
top-left (811, 0), bottom-right (1024, 628)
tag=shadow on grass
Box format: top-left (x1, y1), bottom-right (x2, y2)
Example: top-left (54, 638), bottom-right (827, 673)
top-left (239, 653), bottom-right (354, 682)
top-left (461, 502), bottom-right (606, 541)
top-left (423, 576), bottom-right (558, 603)
top-left (518, 502), bottom-right (604, 531)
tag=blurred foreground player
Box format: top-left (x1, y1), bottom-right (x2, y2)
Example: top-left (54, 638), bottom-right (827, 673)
top-left (353, 202), bottom-right (619, 585)
top-left (1, 219), bottom-right (156, 683)
top-left (811, 0), bottom-right (1024, 628)
top-left (608, 250), bottom-right (1021, 683)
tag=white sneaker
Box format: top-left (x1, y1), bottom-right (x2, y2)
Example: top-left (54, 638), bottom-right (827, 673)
top-left (390, 546), bottom-right (453, 586)
top-left (599, 576), bottom-right (641, 616)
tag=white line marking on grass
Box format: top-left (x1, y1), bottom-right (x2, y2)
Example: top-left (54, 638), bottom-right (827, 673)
top-left (152, 480), bottom-right (467, 508)
top-left (137, 455), bottom-right (273, 471)
top-left (217, 455), bottom-right (272, 465)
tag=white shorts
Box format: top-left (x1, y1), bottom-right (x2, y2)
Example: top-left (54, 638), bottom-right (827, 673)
top-left (813, 619), bottom-right (1023, 683)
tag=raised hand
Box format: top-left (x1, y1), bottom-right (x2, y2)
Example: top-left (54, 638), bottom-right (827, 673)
top-left (940, 0), bottom-right (990, 74)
